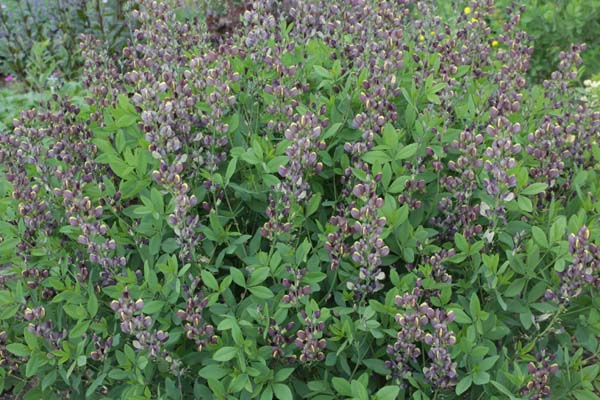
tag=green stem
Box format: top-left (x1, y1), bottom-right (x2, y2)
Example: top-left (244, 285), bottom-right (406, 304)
top-left (531, 304), bottom-right (566, 346)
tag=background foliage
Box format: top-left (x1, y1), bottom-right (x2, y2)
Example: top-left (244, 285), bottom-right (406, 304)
top-left (0, 0), bottom-right (129, 83)
top-left (0, 1), bottom-right (599, 400)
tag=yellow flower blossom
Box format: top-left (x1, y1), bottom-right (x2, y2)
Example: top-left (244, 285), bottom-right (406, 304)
top-left (492, 40), bottom-right (499, 47)
top-left (464, 6), bottom-right (472, 14)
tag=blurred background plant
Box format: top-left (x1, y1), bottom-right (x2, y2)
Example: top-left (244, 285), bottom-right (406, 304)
top-left (1, 0), bottom-right (599, 87)
top-left (502, 0), bottom-right (600, 81)
top-left (0, 0), bottom-right (130, 86)
top-left (436, 0), bottom-right (600, 82)
top-left (582, 75), bottom-right (600, 109)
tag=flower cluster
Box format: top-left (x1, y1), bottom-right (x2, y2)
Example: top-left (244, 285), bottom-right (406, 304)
top-left (294, 310), bottom-right (327, 364)
top-left (90, 334), bottom-right (113, 361)
top-left (263, 111), bottom-right (327, 240)
top-left (0, 99), bottom-right (124, 287)
top-left (25, 306), bottom-right (66, 349)
top-left (545, 226), bottom-right (600, 302)
top-left (110, 288), bottom-right (169, 358)
top-left (520, 352), bottom-right (559, 400)
top-left (80, 34), bottom-right (124, 121)
top-left (22, 267), bottom-right (49, 289)
top-left (281, 266), bottom-right (311, 305)
top-left (423, 248), bottom-right (455, 284)
top-left (0, 331), bottom-right (21, 374)
top-left (259, 318), bottom-right (296, 363)
top-left (176, 276), bottom-right (218, 352)
top-left (478, 5), bottom-right (531, 222)
top-left (346, 177), bottom-right (389, 299)
top-left (386, 288), bottom-right (457, 389)
top-left (528, 44), bottom-right (600, 205)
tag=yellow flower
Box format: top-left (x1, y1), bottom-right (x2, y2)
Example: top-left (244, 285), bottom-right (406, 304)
top-left (471, 17), bottom-right (478, 23)
top-left (430, 31), bottom-right (435, 36)
top-left (419, 34), bottom-right (425, 41)
top-left (464, 6), bottom-right (472, 14)
top-left (492, 40), bottom-right (499, 47)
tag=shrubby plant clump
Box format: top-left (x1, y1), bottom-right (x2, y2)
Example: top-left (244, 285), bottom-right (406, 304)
top-left (0, 0), bottom-right (130, 84)
top-left (0, 0), bottom-right (599, 399)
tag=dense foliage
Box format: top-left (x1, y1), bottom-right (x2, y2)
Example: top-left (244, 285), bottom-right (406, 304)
top-left (0, 0), bottom-right (599, 399)
top-left (0, 0), bottom-right (129, 84)
top-left (516, 0), bottom-right (600, 80)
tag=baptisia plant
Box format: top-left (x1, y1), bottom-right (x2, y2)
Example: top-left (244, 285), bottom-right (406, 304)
top-left (0, 0), bottom-right (599, 399)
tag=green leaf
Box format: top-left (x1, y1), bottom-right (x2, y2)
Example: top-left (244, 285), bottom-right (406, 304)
top-left (142, 300), bottom-right (164, 314)
top-left (230, 268), bottom-right (246, 288)
top-left (296, 239), bottom-right (312, 265)
top-left (161, 238), bottom-right (180, 254)
top-left (350, 380), bottom-right (368, 400)
top-left (313, 65), bottom-right (332, 79)
top-left (207, 378), bottom-right (226, 397)
top-left (26, 350), bottom-right (47, 377)
top-left (395, 143), bottom-right (418, 160)
top-left (116, 114), bottom-right (137, 128)
top-left (107, 155), bottom-right (133, 179)
top-left (362, 358), bottom-right (390, 375)
top-left (375, 386), bottom-right (400, 400)
top-left (469, 293), bottom-right (481, 317)
top-left (76, 354), bottom-right (87, 367)
top-left (517, 196), bottom-right (533, 212)
top-left (273, 383), bottom-right (293, 400)
top-left (322, 122), bottom-right (342, 140)
top-left (249, 286), bottom-right (274, 299)
top-left (198, 365), bottom-right (229, 380)
top-left (573, 390), bottom-right (600, 400)
top-left (0, 304), bottom-right (19, 320)
top-left (275, 368), bottom-right (295, 382)
top-left (504, 278), bottom-right (526, 298)
top-left (331, 377), bottom-right (353, 397)
top-left (63, 304), bottom-right (87, 320)
top-left (387, 176), bottom-right (409, 193)
top-left (531, 226), bottom-right (548, 248)
top-left (201, 270), bottom-right (219, 291)
top-left (87, 292), bottom-right (98, 317)
top-left (41, 368), bottom-right (57, 391)
top-left (225, 157), bottom-right (238, 185)
top-left (455, 233), bottom-right (468, 252)
top-left (306, 192), bottom-right (322, 217)
top-left (6, 343), bottom-right (30, 357)
top-left (520, 308), bottom-right (533, 329)
top-left (550, 216), bottom-right (567, 243)
top-left (69, 320), bottom-right (90, 339)
top-left (108, 369), bottom-right (129, 380)
top-left (260, 386), bottom-right (274, 400)
top-left (490, 381), bottom-right (518, 400)
top-left (213, 346), bottom-right (238, 362)
top-left (521, 183), bottom-right (548, 196)
top-left (362, 151), bottom-right (392, 165)
top-left (229, 374), bottom-right (249, 393)
top-left (479, 355), bottom-right (499, 371)
top-left (382, 123), bottom-right (399, 147)
top-left (302, 272), bottom-right (327, 284)
top-left (447, 308), bottom-right (472, 324)
top-left (248, 267), bottom-right (270, 287)
top-left (456, 376), bottom-right (472, 395)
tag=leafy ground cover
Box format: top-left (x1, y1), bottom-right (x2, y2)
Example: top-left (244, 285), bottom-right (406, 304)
top-left (0, 1), bottom-right (599, 399)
